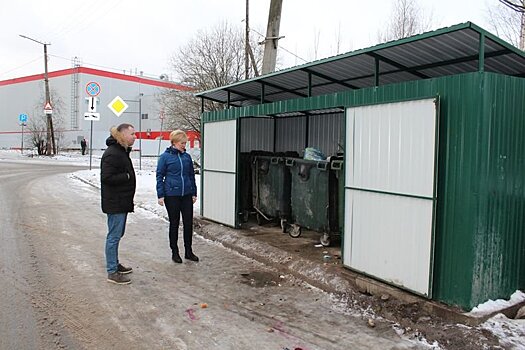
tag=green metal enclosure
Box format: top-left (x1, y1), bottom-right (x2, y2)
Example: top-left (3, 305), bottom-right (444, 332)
top-left (198, 23), bottom-right (525, 310)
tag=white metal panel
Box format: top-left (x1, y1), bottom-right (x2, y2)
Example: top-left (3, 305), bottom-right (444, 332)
top-left (203, 119), bottom-right (237, 172)
top-left (202, 119), bottom-right (237, 227)
top-left (203, 171), bottom-right (236, 226)
top-left (344, 98), bottom-right (437, 296)
top-left (343, 189), bottom-right (433, 295)
top-left (346, 99), bottom-right (436, 198)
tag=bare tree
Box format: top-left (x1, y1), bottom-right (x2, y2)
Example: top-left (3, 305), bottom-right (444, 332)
top-left (378, 0), bottom-right (433, 42)
top-left (27, 86), bottom-right (66, 154)
top-left (162, 22), bottom-right (264, 132)
top-left (25, 117), bottom-right (47, 155)
top-left (488, 0), bottom-right (525, 50)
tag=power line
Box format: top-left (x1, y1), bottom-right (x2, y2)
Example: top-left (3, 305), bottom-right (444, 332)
top-left (0, 56), bottom-right (43, 78)
top-left (48, 53), bottom-right (163, 79)
top-left (249, 27), bottom-right (308, 64)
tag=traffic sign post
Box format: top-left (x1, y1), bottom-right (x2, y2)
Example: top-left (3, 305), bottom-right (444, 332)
top-left (18, 114), bottom-right (28, 154)
top-left (86, 82), bottom-right (101, 97)
top-left (84, 112), bottom-right (100, 121)
top-left (87, 97), bottom-right (98, 112)
top-left (89, 120), bottom-right (93, 170)
top-left (107, 96), bottom-right (129, 117)
top-left (84, 82), bottom-right (101, 170)
top-left (44, 102), bottom-right (52, 115)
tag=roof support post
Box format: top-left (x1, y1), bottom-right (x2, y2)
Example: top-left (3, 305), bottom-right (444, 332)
top-left (227, 91), bottom-right (231, 109)
top-left (479, 32), bottom-right (485, 73)
top-left (304, 115), bottom-right (309, 149)
top-left (201, 98), bottom-right (204, 114)
top-left (374, 57), bottom-right (380, 86)
top-left (308, 72), bottom-right (312, 97)
top-left (261, 83), bottom-right (266, 104)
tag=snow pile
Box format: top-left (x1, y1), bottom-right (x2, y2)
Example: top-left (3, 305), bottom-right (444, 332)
top-left (467, 290), bottom-right (525, 317)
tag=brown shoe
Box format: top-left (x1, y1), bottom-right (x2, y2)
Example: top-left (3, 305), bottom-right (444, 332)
top-left (107, 272), bottom-right (131, 285)
top-left (117, 263), bottom-right (133, 274)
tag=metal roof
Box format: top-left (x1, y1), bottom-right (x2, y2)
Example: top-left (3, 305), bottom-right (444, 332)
top-left (196, 22), bottom-right (525, 107)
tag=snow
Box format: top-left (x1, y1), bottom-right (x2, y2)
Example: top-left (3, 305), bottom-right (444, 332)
top-left (1, 149), bottom-right (524, 348)
top-left (467, 290), bottom-right (525, 317)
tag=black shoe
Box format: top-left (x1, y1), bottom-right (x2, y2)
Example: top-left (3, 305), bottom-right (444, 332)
top-left (172, 253), bottom-right (182, 263)
top-left (185, 252), bottom-right (199, 262)
top-left (117, 263), bottom-right (133, 274)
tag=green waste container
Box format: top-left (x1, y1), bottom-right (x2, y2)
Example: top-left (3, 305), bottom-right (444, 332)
top-left (251, 155), bottom-right (291, 230)
top-left (287, 158), bottom-right (338, 245)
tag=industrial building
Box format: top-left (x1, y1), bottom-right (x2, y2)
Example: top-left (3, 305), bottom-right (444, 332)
top-left (0, 66), bottom-right (191, 153)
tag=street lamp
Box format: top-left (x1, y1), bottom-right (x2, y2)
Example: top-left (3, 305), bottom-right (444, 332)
top-left (123, 93), bottom-right (144, 170)
top-left (19, 34), bottom-right (56, 155)
top-left (139, 93), bottom-right (143, 171)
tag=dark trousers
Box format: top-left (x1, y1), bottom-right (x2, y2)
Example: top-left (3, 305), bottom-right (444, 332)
top-left (164, 195), bottom-right (193, 255)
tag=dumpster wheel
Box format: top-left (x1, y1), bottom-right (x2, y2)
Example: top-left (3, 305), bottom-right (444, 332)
top-left (320, 233), bottom-right (331, 247)
top-left (289, 224), bottom-right (302, 238)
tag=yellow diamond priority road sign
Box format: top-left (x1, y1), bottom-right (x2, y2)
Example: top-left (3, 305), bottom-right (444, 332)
top-left (107, 96), bottom-right (129, 117)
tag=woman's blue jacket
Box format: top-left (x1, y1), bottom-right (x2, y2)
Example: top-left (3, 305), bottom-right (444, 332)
top-left (156, 146), bottom-right (197, 198)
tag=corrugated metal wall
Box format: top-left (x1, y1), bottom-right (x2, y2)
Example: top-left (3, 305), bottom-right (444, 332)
top-left (308, 113), bottom-right (344, 156)
top-left (275, 117), bottom-right (306, 154)
top-left (240, 117), bottom-right (274, 152)
top-left (469, 73), bottom-right (525, 305)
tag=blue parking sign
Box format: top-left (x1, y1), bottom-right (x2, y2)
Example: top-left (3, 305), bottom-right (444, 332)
top-left (19, 114), bottom-right (28, 123)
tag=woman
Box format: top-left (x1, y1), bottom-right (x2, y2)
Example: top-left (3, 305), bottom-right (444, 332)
top-left (156, 130), bottom-right (199, 263)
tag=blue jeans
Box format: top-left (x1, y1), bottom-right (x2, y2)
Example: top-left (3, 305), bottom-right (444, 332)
top-left (105, 213), bottom-right (127, 273)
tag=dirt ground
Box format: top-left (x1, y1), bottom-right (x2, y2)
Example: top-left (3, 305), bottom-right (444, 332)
top-left (225, 219), bottom-right (505, 350)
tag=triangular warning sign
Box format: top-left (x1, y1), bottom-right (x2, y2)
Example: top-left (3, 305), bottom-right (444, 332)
top-left (44, 102), bottom-right (52, 110)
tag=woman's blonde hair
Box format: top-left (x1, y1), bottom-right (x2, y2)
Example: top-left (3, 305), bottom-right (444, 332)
top-left (170, 129), bottom-right (188, 145)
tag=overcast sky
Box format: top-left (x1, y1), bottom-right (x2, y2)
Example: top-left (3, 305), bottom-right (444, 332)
top-left (1, 0), bottom-right (495, 82)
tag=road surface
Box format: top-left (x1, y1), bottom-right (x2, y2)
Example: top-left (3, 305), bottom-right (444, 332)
top-left (0, 160), bottom-right (420, 349)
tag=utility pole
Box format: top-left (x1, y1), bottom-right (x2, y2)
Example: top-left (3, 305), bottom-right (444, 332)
top-left (245, 0), bottom-right (250, 79)
top-left (20, 34), bottom-right (56, 155)
top-left (261, 0), bottom-right (284, 75)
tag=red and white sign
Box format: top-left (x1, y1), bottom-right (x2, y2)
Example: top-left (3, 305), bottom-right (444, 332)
top-left (44, 102), bottom-right (53, 115)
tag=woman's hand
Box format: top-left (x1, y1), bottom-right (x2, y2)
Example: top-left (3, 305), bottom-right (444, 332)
top-left (158, 197), bottom-right (165, 206)
top-left (192, 196), bottom-right (197, 204)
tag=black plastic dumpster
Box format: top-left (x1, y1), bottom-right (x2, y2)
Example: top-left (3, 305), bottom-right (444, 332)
top-left (329, 156), bottom-right (344, 246)
top-left (251, 155), bottom-right (292, 230)
top-left (286, 157), bottom-right (339, 246)
top-left (238, 152), bottom-right (253, 223)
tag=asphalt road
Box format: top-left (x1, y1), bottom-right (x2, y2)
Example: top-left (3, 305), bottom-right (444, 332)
top-left (0, 160), bottom-right (420, 350)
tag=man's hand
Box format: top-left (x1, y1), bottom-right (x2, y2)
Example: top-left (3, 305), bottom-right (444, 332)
top-left (192, 196), bottom-right (197, 204)
top-left (158, 197), bottom-right (165, 206)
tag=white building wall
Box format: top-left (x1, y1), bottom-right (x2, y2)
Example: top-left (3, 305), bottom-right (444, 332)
top-left (0, 68), bottom-right (186, 151)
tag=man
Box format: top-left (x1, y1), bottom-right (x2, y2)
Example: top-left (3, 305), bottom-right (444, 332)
top-left (80, 138), bottom-right (87, 155)
top-left (100, 123), bottom-right (137, 285)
